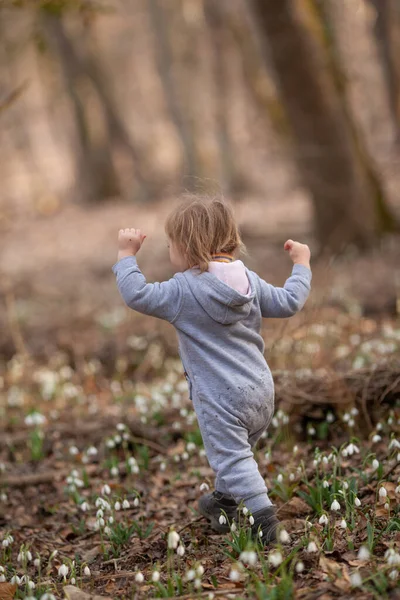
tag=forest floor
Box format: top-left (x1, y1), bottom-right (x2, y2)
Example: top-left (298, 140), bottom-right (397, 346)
top-left (0, 199), bottom-right (400, 599)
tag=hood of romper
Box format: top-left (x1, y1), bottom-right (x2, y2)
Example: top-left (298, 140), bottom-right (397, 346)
top-left (184, 261), bottom-right (256, 325)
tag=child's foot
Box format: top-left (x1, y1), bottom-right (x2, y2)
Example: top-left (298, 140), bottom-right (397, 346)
top-left (251, 505), bottom-right (280, 545)
top-left (198, 491), bottom-right (238, 533)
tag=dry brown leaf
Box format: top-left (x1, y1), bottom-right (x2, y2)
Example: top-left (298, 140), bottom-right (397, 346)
top-left (277, 496), bottom-right (312, 519)
top-left (0, 583), bottom-right (17, 600)
top-left (64, 585), bottom-right (112, 600)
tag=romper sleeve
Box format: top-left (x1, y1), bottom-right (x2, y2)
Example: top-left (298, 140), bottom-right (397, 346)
top-left (253, 264), bottom-right (312, 318)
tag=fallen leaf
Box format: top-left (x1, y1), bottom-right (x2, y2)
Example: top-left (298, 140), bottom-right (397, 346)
top-left (277, 496), bottom-right (312, 519)
top-left (64, 585), bottom-right (112, 600)
top-left (0, 583), bottom-right (17, 600)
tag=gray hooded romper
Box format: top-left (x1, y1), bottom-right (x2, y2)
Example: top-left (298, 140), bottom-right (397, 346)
top-left (112, 256), bottom-right (311, 512)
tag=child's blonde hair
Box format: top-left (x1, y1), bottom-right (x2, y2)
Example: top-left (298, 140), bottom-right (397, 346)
top-left (165, 195), bottom-right (244, 272)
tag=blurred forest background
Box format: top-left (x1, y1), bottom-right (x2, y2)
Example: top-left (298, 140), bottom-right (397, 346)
top-left (1, 0), bottom-right (400, 362)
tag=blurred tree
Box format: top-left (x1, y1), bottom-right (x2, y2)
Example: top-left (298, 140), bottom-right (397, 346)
top-left (148, 0), bottom-right (200, 188)
top-left (252, 0), bottom-right (398, 252)
top-left (366, 0), bottom-right (400, 144)
top-left (41, 11), bottom-right (121, 202)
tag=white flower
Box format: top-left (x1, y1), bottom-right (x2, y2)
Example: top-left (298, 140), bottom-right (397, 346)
top-left (0, 576), bottom-right (6, 583)
top-left (135, 572), bottom-right (144, 583)
top-left (319, 514), bottom-right (328, 525)
top-left (277, 474), bottom-right (283, 483)
top-left (177, 544), bottom-right (185, 557)
top-left (114, 501), bottom-right (121, 511)
top-left (71, 578), bottom-right (76, 585)
top-left (33, 557), bottom-right (40, 568)
top-left (218, 514), bottom-right (227, 525)
top-left (345, 443), bottom-right (359, 456)
top-left (268, 551), bottom-right (283, 567)
top-left (372, 459), bottom-right (379, 470)
top-left (40, 595), bottom-right (57, 600)
top-left (87, 446), bottom-right (98, 456)
top-left (295, 561), bottom-right (304, 573)
top-left (385, 549), bottom-right (400, 566)
top-left (116, 423), bottom-right (126, 431)
top-left (69, 446), bottom-right (79, 456)
top-left (194, 578), bottom-right (202, 589)
top-left (101, 484), bottom-right (111, 496)
top-left (384, 502), bottom-right (390, 511)
top-left (396, 485), bottom-right (400, 495)
top-left (372, 435), bottom-right (381, 443)
top-left (357, 546), bottom-right (370, 560)
top-left (340, 519), bottom-right (347, 529)
top-left (330, 499), bottom-right (340, 511)
top-left (293, 445), bottom-right (298, 454)
top-left (199, 482), bottom-right (209, 492)
top-left (354, 497), bottom-right (361, 507)
top-left (279, 529), bottom-right (290, 543)
top-left (343, 482), bottom-right (349, 490)
top-left (168, 530), bottom-right (180, 549)
top-left (323, 480), bottom-right (329, 489)
top-left (122, 499), bottom-right (130, 509)
top-left (307, 541), bottom-right (318, 553)
top-left (110, 467), bottom-right (119, 477)
top-left (230, 521), bottom-right (237, 532)
top-left (379, 486), bottom-right (387, 499)
top-left (80, 502), bottom-right (90, 512)
top-left (239, 551), bottom-right (257, 566)
top-left (10, 576), bottom-right (21, 585)
top-left (242, 507), bottom-right (249, 515)
top-left (229, 568), bottom-right (241, 582)
top-left (133, 497), bottom-right (140, 507)
top-left (197, 565), bottom-right (204, 576)
top-left (389, 439), bottom-right (400, 450)
top-left (152, 571), bottom-right (160, 582)
top-left (58, 564), bottom-right (69, 579)
top-left (186, 569), bottom-right (196, 581)
top-left (389, 569), bottom-right (399, 580)
top-left (350, 572), bottom-right (362, 587)
top-left (249, 515), bottom-right (254, 525)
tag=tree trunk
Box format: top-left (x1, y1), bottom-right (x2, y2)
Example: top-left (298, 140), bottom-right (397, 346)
top-left (367, 0), bottom-right (400, 144)
top-left (252, 0), bottom-right (395, 252)
top-left (147, 0), bottom-right (199, 188)
top-left (41, 12), bottom-right (121, 203)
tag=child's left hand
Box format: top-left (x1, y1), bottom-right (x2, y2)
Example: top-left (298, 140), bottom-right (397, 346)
top-left (117, 228), bottom-right (146, 260)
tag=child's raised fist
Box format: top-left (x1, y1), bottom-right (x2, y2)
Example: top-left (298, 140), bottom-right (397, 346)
top-left (117, 228), bottom-right (146, 259)
top-left (284, 239), bottom-right (311, 268)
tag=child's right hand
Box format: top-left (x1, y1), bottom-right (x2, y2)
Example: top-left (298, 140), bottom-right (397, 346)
top-left (284, 239), bottom-right (311, 268)
top-left (117, 228), bottom-right (146, 260)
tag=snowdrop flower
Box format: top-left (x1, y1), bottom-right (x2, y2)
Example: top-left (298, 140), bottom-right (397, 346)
top-left (133, 497), bottom-right (140, 507)
top-left (110, 467), bottom-right (119, 477)
top-left (323, 480), bottom-right (329, 489)
top-left (80, 502), bottom-right (90, 512)
top-left (58, 564), bottom-right (69, 579)
top-left (71, 578), bottom-right (76, 585)
top-left (357, 546), bottom-right (370, 560)
top-left (69, 446), bottom-right (79, 456)
top-left (289, 473), bottom-right (295, 481)
top-left (379, 487), bottom-right (387, 499)
top-left (277, 474), bottom-right (283, 483)
top-left (239, 551), bottom-right (257, 566)
top-left (319, 514), bottom-right (328, 526)
top-left (385, 549), bottom-right (400, 565)
top-left (330, 499), bottom-right (340, 511)
top-left (326, 413), bottom-right (335, 423)
top-left (152, 571), bottom-right (160, 582)
top-left (249, 515), bottom-right (254, 525)
top-left (307, 541), bottom-right (318, 553)
top-left (350, 572), bottom-right (362, 587)
top-left (295, 561), bottom-right (304, 573)
top-left (229, 568), bottom-right (241, 582)
top-left (350, 408), bottom-right (359, 416)
top-left (186, 569), bottom-right (196, 581)
top-left (10, 575), bottom-right (21, 585)
top-left (389, 439), bottom-right (400, 450)
top-left (341, 449), bottom-right (348, 457)
top-left (395, 485), bottom-right (400, 494)
top-left (279, 529), bottom-right (290, 543)
top-left (372, 435), bottom-right (382, 443)
top-left (293, 445), bottom-right (298, 455)
top-left (197, 565), bottom-right (204, 576)
top-left (84, 566), bottom-right (91, 577)
top-left (268, 551), bottom-right (283, 567)
top-left (354, 497), bottom-right (361, 507)
top-left (384, 502), bottom-right (390, 511)
top-left (122, 499), bottom-right (130, 509)
top-left (340, 519), bottom-right (347, 529)
top-left (343, 482), bottom-right (349, 490)
top-left (101, 484), bottom-right (111, 496)
top-left (199, 482), bottom-right (209, 492)
top-left (389, 569), bottom-right (399, 580)
top-left (242, 507), bottom-right (249, 515)
top-left (40, 595), bottom-right (57, 600)
top-left (0, 575), bottom-right (5, 583)
top-left (372, 459), bottom-right (379, 470)
top-left (219, 514), bottom-right (227, 525)
top-left (348, 418), bottom-right (355, 427)
top-left (135, 572), bottom-right (144, 583)
top-left (87, 446), bottom-right (98, 456)
top-left (230, 521), bottom-right (237, 532)
top-left (116, 423), bottom-right (126, 432)
top-left (177, 544), bottom-right (185, 557)
top-left (345, 443), bottom-right (359, 456)
top-left (168, 530), bottom-right (180, 549)
top-left (114, 501), bottom-right (121, 511)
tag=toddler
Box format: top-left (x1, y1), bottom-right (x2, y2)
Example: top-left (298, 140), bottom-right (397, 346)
top-left (112, 198), bottom-right (311, 544)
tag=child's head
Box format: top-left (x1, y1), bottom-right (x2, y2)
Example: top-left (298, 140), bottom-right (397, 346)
top-left (165, 196), bottom-right (244, 272)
